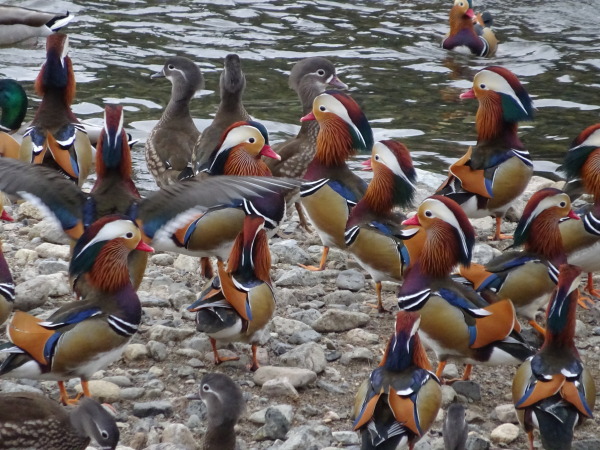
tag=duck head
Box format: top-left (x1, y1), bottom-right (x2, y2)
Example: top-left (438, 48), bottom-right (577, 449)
top-left (151, 56), bottom-right (204, 102)
top-left (70, 398), bottom-right (120, 450)
top-left (380, 311), bottom-right (432, 372)
top-left (513, 188), bottom-right (578, 260)
top-left (35, 33), bottom-right (75, 105)
top-left (94, 104), bottom-right (133, 181)
top-left (70, 215), bottom-right (153, 292)
top-left (0, 79), bottom-right (27, 132)
top-left (461, 66), bottom-right (534, 141)
top-left (302, 90), bottom-right (373, 165)
top-left (544, 264), bottom-right (582, 348)
top-left (402, 196), bottom-right (474, 277)
top-left (221, 54), bottom-right (246, 98)
top-left (289, 56), bottom-right (347, 113)
top-left (448, 0), bottom-right (475, 34)
top-left (195, 372), bottom-right (245, 429)
top-left (206, 121), bottom-right (279, 176)
top-left (227, 214), bottom-right (271, 283)
top-left (561, 124), bottom-right (600, 201)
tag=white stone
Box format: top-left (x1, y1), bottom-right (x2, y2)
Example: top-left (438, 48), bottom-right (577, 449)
top-left (75, 380), bottom-right (120, 403)
top-left (490, 423), bottom-right (520, 444)
top-left (346, 328), bottom-right (379, 345)
top-left (254, 366), bottom-right (317, 388)
top-left (161, 423), bottom-right (197, 450)
top-left (123, 343), bottom-right (149, 361)
top-left (35, 242), bottom-right (71, 260)
top-left (18, 201), bottom-right (44, 220)
top-left (494, 404), bottom-right (518, 423)
top-left (261, 377), bottom-right (299, 399)
top-left (174, 254), bottom-right (199, 272)
top-left (14, 249), bottom-right (38, 265)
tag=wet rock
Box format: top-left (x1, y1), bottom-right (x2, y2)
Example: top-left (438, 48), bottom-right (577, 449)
top-left (346, 328), bottom-right (379, 345)
top-left (280, 342), bottom-right (326, 373)
top-left (340, 347), bottom-right (374, 365)
top-left (452, 381), bottom-right (481, 401)
top-left (271, 316), bottom-right (313, 337)
top-left (161, 423), bottom-right (196, 449)
top-left (254, 366), bottom-right (317, 388)
top-left (336, 269), bottom-right (365, 291)
top-left (254, 407), bottom-right (291, 441)
top-left (35, 242), bottom-right (71, 260)
top-left (149, 325), bottom-right (195, 343)
top-left (75, 380), bottom-right (120, 403)
top-left (288, 329), bottom-right (322, 345)
top-left (271, 239), bottom-right (312, 265)
top-left (261, 377), bottom-right (299, 400)
top-left (133, 400), bottom-right (173, 418)
top-left (494, 404), bottom-right (518, 423)
top-left (123, 343), bottom-right (149, 361)
top-left (249, 404), bottom-right (294, 425)
top-left (490, 423), bottom-right (520, 444)
top-left (276, 424), bottom-right (333, 450)
top-left (312, 309), bottom-right (369, 333)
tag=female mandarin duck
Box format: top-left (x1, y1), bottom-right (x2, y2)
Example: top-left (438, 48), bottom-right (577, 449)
top-left (266, 57), bottom-right (348, 229)
top-left (560, 124), bottom-right (600, 300)
top-left (437, 66), bottom-right (535, 240)
top-left (0, 215), bottom-right (154, 405)
top-left (458, 188), bottom-right (579, 333)
top-left (443, 403), bottom-right (469, 450)
top-left (0, 79), bottom-right (28, 159)
top-left (353, 311), bottom-right (441, 449)
top-left (190, 54), bottom-right (251, 174)
top-left (397, 196), bottom-right (532, 381)
top-left (19, 33), bottom-right (93, 187)
top-left (300, 90), bottom-right (373, 271)
top-left (345, 140), bottom-right (417, 313)
top-left (0, 239), bottom-right (15, 327)
top-left (0, 393), bottom-right (119, 450)
top-left (442, 0), bottom-right (498, 57)
top-left (0, 5), bottom-right (74, 46)
top-left (145, 56), bottom-right (203, 188)
top-left (512, 264), bottom-right (596, 450)
top-left (189, 214), bottom-right (275, 371)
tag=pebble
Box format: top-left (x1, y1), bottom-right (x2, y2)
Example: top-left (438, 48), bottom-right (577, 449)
top-left (14, 248), bottom-right (37, 265)
top-left (336, 269), bottom-right (365, 291)
top-left (441, 363), bottom-right (459, 379)
top-left (249, 404), bottom-right (294, 425)
top-left (270, 239), bottom-right (312, 265)
top-left (103, 376), bottom-right (133, 387)
top-left (322, 290), bottom-right (363, 306)
top-left (254, 407), bottom-right (291, 441)
top-left (254, 366), bottom-right (317, 388)
top-left (275, 267), bottom-right (330, 287)
top-left (35, 242), bottom-right (71, 260)
top-left (452, 381), bottom-right (481, 401)
top-left (493, 404), bottom-right (518, 423)
top-left (173, 254), bottom-right (199, 272)
top-left (161, 423), bottom-right (196, 449)
top-left (346, 328), bottom-right (379, 345)
top-left (332, 431), bottom-right (360, 445)
top-left (279, 342), bottom-right (327, 373)
top-left (261, 377), bottom-right (299, 400)
top-left (133, 400), bottom-right (173, 418)
top-left (75, 380), bottom-right (120, 403)
top-left (271, 316), bottom-right (313, 337)
top-left (0, 380), bottom-right (43, 395)
top-left (274, 424), bottom-right (333, 450)
top-left (490, 423), bottom-right (520, 444)
top-left (123, 343), bottom-right (149, 361)
top-left (312, 309), bottom-right (369, 332)
top-left (287, 329), bottom-right (322, 344)
top-left (120, 387), bottom-right (146, 400)
top-left (149, 325), bottom-right (195, 343)
top-left (147, 340), bottom-right (169, 361)
top-left (340, 347), bottom-right (374, 365)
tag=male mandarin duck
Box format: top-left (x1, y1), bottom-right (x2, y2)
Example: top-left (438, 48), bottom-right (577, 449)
top-left (0, 393), bottom-right (119, 450)
top-left (437, 66), bottom-right (535, 240)
top-left (513, 264), bottom-right (596, 450)
top-left (560, 123), bottom-right (600, 299)
top-left (300, 90), bottom-right (373, 271)
top-left (266, 56), bottom-right (347, 229)
top-left (442, 0), bottom-right (498, 57)
top-left (189, 54), bottom-right (251, 175)
top-left (0, 5), bottom-right (74, 46)
top-left (188, 214), bottom-right (275, 371)
top-left (0, 215), bottom-right (154, 405)
top-left (397, 196), bottom-right (533, 381)
top-left (0, 239), bottom-right (15, 327)
top-left (188, 373), bottom-right (245, 450)
top-left (0, 79), bottom-right (28, 159)
top-left (458, 188), bottom-right (579, 333)
top-left (353, 311), bottom-right (441, 449)
top-left (345, 140), bottom-right (417, 312)
top-left (145, 56), bottom-right (203, 188)
top-left (19, 33), bottom-right (93, 187)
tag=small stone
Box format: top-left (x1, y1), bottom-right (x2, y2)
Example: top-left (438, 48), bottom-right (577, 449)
top-left (452, 381), bottom-right (481, 401)
top-left (336, 269), bottom-right (365, 291)
top-left (316, 380), bottom-right (346, 394)
top-left (340, 347), bottom-right (374, 365)
top-left (442, 363), bottom-right (459, 379)
top-left (147, 340), bottom-right (168, 361)
top-left (34, 218), bottom-right (70, 245)
top-left (289, 308), bottom-right (321, 326)
top-left (35, 242), bottom-right (71, 260)
top-left (182, 336), bottom-right (212, 353)
top-left (161, 423), bottom-right (196, 449)
top-left (322, 290), bottom-right (363, 306)
top-left (261, 377), bottom-right (299, 399)
top-left (14, 273), bottom-right (70, 311)
top-left (494, 404), bottom-right (518, 423)
top-left (573, 440), bottom-right (600, 450)
top-left (249, 404), bottom-right (294, 425)
top-left (37, 260), bottom-right (69, 274)
top-left (312, 309), bottom-right (369, 333)
top-left (254, 366), bottom-right (317, 388)
top-left (149, 325), bottom-right (195, 343)
top-left (322, 410), bottom-right (340, 422)
top-left (173, 254), bottom-right (199, 272)
top-left (270, 239), bottom-right (312, 265)
top-left (288, 329), bottom-right (322, 345)
top-left (346, 328), bottom-right (379, 345)
top-left (280, 342), bottom-right (327, 374)
top-left (0, 381), bottom-right (43, 395)
top-left (275, 267), bottom-right (329, 287)
top-left (102, 376), bottom-right (132, 387)
top-left (133, 400), bottom-right (173, 418)
top-left (466, 434), bottom-right (491, 450)
top-left (575, 319), bottom-right (589, 338)
top-left (271, 316), bottom-right (313, 337)
top-left (332, 431), bottom-right (360, 445)
top-left (120, 387), bottom-right (145, 400)
top-left (151, 254), bottom-right (174, 266)
top-left (18, 201), bottom-right (44, 220)
top-left (14, 249), bottom-right (37, 265)
top-left (75, 380), bottom-right (120, 403)
top-left (490, 423), bottom-right (520, 444)
top-left (254, 407), bottom-right (291, 441)
top-left (279, 424), bottom-right (333, 450)
top-left (440, 385), bottom-right (457, 407)
top-left (123, 343), bottom-right (148, 361)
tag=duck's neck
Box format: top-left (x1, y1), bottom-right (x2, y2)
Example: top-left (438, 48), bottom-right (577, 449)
top-left (449, 10), bottom-right (475, 37)
top-left (418, 229), bottom-right (458, 278)
top-left (314, 119), bottom-right (354, 167)
top-left (203, 422), bottom-right (237, 450)
top-left (35, 89), bottom-right (77, 126)
top-left (582, 148), bottom-right (600, 202)
top-left (475, 96), bottom-right (523, 148)
top-left (86, 244), bottom-right (132, 293)
top-left (524, 211), bottom-right (566, 264)
top-left (543, 291), bottom-right (578, 352)
top-left (228, 230), bottom-right (271, 283)
top-left (223, 151), bottom-right (272, 176)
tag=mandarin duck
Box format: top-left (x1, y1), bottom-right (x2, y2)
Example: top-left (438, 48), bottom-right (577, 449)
top-left (0, 79), bottom-right (28, 159)
top-left (145, 56), bottom-right (203, 188)
top-left (560, 124), bottom-right (600, 299)
top-left (0, 215), bottom-right (153, 405)
top-left (437, 66), bottom-right (534, 240)
top-left (188, 373), bottom-right (245, 450)
top-left (19, 33), bottom-right (93, 186)
top-left (353, 311), bottom-right (441, 450)
top-left (442, 0), bottom-right (498, 57)
top-left (0, 5), bottom-right (74, 46)
top-left (443, 403), bottom-right (468, 450)
top-left (397, 196), bottom-right (533, 381)
top-left (266, 56), bottom-right (347, 230)
top-left (188, 215), bottom-right (275, 371)
top-left (513, 264), bottom-right (596, 450)
top-left (300, 90), bottom-right (373, 271)
top-left (190, 54), bottom-right (251, 175)
top-left (0, 393), bottom-right (119, 450)
top-left (458, 188), bottom-right (579, 333)
top-left (0, 239), bottom-right (15, 327)
top-left (345, 140), bottom-right (417, 312)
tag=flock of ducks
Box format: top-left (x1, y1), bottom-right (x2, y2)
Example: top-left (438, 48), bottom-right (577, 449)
top-left (0, 1), bottom-right (598, 449)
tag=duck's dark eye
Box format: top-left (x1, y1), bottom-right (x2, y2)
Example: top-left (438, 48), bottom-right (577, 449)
top-left (319, 105), bottom-right (326, 112)
top-left (249, 137), bottom-right (256, 144)
top-left (101, 431), bottom-right (109, 439)
top-left (424, 210), bottom-right (433, 218)
top-left (202, 384), bottom-right (210, 392)
top-left (559, 201), bottom-right (566, 208)
top-left (168, 64), bottom-right (175, 70)
top-left (317, 69), bottom-right (325, 76)
top-left (374, 155), bottom-right (380, 161)
top-left (480, 84), bottom-right (486, 89)
top-left (126, 232), bottom-right (134, 238)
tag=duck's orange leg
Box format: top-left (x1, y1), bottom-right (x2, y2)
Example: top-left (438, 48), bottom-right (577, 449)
top-left (295, 202), bottom-right (312, 233)
top-left (489, 216), bottom-right (513, 241)
top-left (249, 344), bottom-right (260, 372)
top-left (461, 364), bottom-right (473, 381)
top-left (299, 246), bottom-right (329, 271)
top-left (527, 430), bottom-right (535, 450)
top-left (365, 282), bottom-right (391, 313)
top-left (199, 257), bottom-right (214, 279)
top-left (57, 380), bottom-right (82, 405)
top-left (528, 319), bottom-right (546, 336)
top-left (210, 337), bottom-right (239, 366)
top-left (435, 360), bottom-right (447, 380)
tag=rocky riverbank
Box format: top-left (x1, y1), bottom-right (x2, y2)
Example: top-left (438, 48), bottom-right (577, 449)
top-left (0, 172), bottom-right (599, 450)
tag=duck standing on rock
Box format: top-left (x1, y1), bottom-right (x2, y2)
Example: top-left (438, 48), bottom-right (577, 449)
top-left (437, 66), bottom-right (535, 240)
top-left (189, 214), bottom-right (275, 371)
top-left (300, 90), bottom-right (373, 271)
top-left (442, 0), bottom-right (498, 57)
top-left (458, 188), bottom-right (580, 333)
top-left (266, 56), bottom-right (348, 229)
top-left (353, 311), bottom-right (441, 450)
top-left (0, 215), bottom-right (153, 405)
top-left (145, 56), bottom-right (203, 187)
top-left (19, 33), bottom-right (93, 187)
top-left (345, 140), bottom-right (417, 312)
top-left (397, 196), bottom-right (533, 381)
top-left (0, 79), bottom-right (28, 158)
top-left (0, 5), bottom-right (74, 46)
top-left (513, 264), bottom-right (596, 450)
top-left (0, 393), bottom-right (119, 450)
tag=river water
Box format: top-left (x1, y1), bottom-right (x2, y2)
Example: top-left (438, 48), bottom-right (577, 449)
top-left (1, 0), bottom-right (599, 192)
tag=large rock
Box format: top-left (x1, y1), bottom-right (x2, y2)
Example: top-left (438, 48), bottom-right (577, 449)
top-left (312, 309), bottom-right (369, 333)
top-left (280, 342), bottom-right (327, 374)
top-left (322, 290), bottom-right (363, 306)
top-left (336, 269), bottom-right (365, 291)
top-left (35, 243), bottom-right (71, 260)
top-left (490, 423), bottom-right (520, 444)
top-left (254, 366), bottom-right (317, 388)
top-left (261, 378), bottom-right (299, 400)
top-left (254, 407), bottom-right (291, 441)
top-left (31, 218), bottom-right (70, 245)
top-left (161, 423), bottom-right (197, 450)
top-left (14, 273), bottom-right (71, 311)
top-left (271, 316), bottom-right (313, 337)
top-left (249, 404), bottom-right (294, 425)
top-left (274, 424), bottom-right (333, 450)
top-left (173, 254), bottom-right (200, 272)
top-left (270, 239), bottom-right (312, 265)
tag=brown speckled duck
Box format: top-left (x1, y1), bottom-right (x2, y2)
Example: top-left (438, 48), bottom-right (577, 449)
top-left (0, 239), bottom-right (15, 327)
top-left (145, 56), bottom-right (203, 187)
